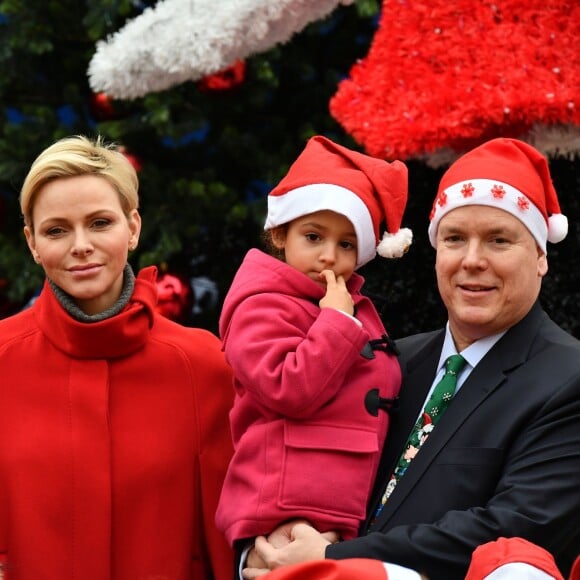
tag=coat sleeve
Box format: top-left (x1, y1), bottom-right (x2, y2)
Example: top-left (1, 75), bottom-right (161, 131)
top-left (223, 293), bottom-right (370, 417)
top-left (190, 329), bottom-right (235, 580)
top-left (326, 372), bottom-right (580, 578)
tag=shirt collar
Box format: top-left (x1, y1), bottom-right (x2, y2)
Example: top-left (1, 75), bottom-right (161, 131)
top-left (439, 322), bottom-right (506, 372)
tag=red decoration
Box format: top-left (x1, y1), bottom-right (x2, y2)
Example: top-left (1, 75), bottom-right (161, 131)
top-left (330, 0), bottom-right (580, 161)
top-left (461, 183), bottom-right (474, 198)
top-left (118, 146), bottom-right (143, 172)
top-left (198, 60), bottom-right (246, 91)
top-left (89, 92), bottom-right (118, 120)
top-left (155, 272), bottom-right (194, 323)
top-left (123, 152), bottom-right (143, 172)
top-left (491, 184), bottom-right (506, 199)
top-left (517, 196), bottom-right (530, 210)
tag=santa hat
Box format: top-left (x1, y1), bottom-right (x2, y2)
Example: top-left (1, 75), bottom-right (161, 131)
top-left (466, 538), bottom-right (565, 580)
top-left (428, 138), bottom-right (568, 253)
top-left (264, 135), bottom-right (412, 268)
top-left (263, 558), bottom-right (389, 579)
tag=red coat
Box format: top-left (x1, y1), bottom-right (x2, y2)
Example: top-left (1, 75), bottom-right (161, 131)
top-left (0, 266), bottom-right (234, 580)
top-left (216, 250), bottom-right (401, 545)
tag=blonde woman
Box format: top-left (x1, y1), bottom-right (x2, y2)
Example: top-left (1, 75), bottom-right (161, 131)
top-left (0, 136), bottom-right (234, 580)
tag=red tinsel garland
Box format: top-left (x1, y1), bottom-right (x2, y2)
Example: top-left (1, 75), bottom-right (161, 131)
top-left (330, 0), bottom-right (579, 161)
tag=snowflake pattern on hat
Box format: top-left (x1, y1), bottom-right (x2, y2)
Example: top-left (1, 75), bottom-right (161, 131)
top-left (428, 138), bottom-right (569, 251)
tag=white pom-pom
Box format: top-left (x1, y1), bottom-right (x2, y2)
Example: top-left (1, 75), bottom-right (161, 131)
top-left (377, 228), bottom-right (413, 259)
top-left (547, 213), bottom-right (568, 244)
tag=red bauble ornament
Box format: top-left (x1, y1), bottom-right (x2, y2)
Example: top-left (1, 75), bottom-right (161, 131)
top-left (155, 272), bottom-right (194, 323)
top-left (123, 152), bottom-right (143, 172)
top-left (117, 145), bottom-right (143, 172)
top-left (198, 60), bottom-right (246, 91)
top-left (89, 92), bottom-right (118, 121)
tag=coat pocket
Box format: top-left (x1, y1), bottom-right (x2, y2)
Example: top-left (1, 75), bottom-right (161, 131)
top-left (278, 422), bottom-right (378, 520)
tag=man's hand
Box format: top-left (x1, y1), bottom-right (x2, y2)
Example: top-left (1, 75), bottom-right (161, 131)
top-left (246, 519), bottom-right (308, 571)
top-left (243, 522), bottom-right (336, 579)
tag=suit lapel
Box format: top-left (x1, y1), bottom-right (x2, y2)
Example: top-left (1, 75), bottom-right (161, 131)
top-left (365, 331), bottom-right (444, 528)
top-left (371, 303), bottom-right (545, 530)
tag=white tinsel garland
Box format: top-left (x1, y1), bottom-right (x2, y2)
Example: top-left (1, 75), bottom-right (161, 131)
top-left (88, 0), bottom-right (354, 100)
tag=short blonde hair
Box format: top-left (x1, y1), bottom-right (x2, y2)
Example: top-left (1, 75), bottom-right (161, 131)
top-left (20, 135), bottom-right (139, 229)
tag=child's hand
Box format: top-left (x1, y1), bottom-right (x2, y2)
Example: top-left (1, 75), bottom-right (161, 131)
top-left (318, 270), bottom-right (354, 316)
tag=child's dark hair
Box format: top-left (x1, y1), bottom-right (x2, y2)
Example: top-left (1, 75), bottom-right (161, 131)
top-left (262, 225), bottom-right (288, 262)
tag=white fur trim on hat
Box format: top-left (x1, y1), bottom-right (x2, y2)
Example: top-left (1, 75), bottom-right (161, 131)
top-left (428, 179), bottom-right (548, 252)
top-left (547, 213), bottom-right (568, 244)
top-left (483, 562), bottom-right (558, 580)
top-left (264, 183), bottom-right (376, 268)
top-left (377, 228), bottom-right (413, 258)
top-left (383, 562), bottom-right (423, 579)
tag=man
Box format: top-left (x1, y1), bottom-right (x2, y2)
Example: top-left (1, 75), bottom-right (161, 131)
top-left (242, 138), bottom-right (580, 579)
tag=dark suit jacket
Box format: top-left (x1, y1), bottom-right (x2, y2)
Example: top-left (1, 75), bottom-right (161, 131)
top-left (327, 302), bottom-right (580, 578)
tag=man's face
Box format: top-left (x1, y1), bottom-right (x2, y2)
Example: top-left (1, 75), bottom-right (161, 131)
top-left (435, 205), bottom-right (548, 350)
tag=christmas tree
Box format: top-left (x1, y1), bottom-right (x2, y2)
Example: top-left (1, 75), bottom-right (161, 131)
top-left (1, 0), bottom-right (578, 337)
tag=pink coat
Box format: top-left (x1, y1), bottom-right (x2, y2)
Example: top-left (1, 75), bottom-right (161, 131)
top-left (215, 250), bottom-right (401, 545)
top-left (0, 267), bottom-right (234, 580)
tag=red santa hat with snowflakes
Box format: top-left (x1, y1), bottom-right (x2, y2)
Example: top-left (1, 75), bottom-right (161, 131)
top-left (428, 138), bottom-right (568, 253)
top-left (264, 135), bottom-right (413, 269)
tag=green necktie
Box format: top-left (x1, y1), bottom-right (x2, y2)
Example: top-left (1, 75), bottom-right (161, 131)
top-left (422, 354), bottom-right (467, 427)
top-left (373, 354), bottom-right (467, 519)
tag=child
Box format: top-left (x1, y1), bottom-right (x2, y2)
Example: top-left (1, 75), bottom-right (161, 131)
top-left (215, 135), bottom-right (413, 553)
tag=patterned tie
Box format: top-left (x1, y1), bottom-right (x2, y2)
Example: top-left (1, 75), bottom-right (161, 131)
top-left (373, 354), bottom-right (467, 520)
